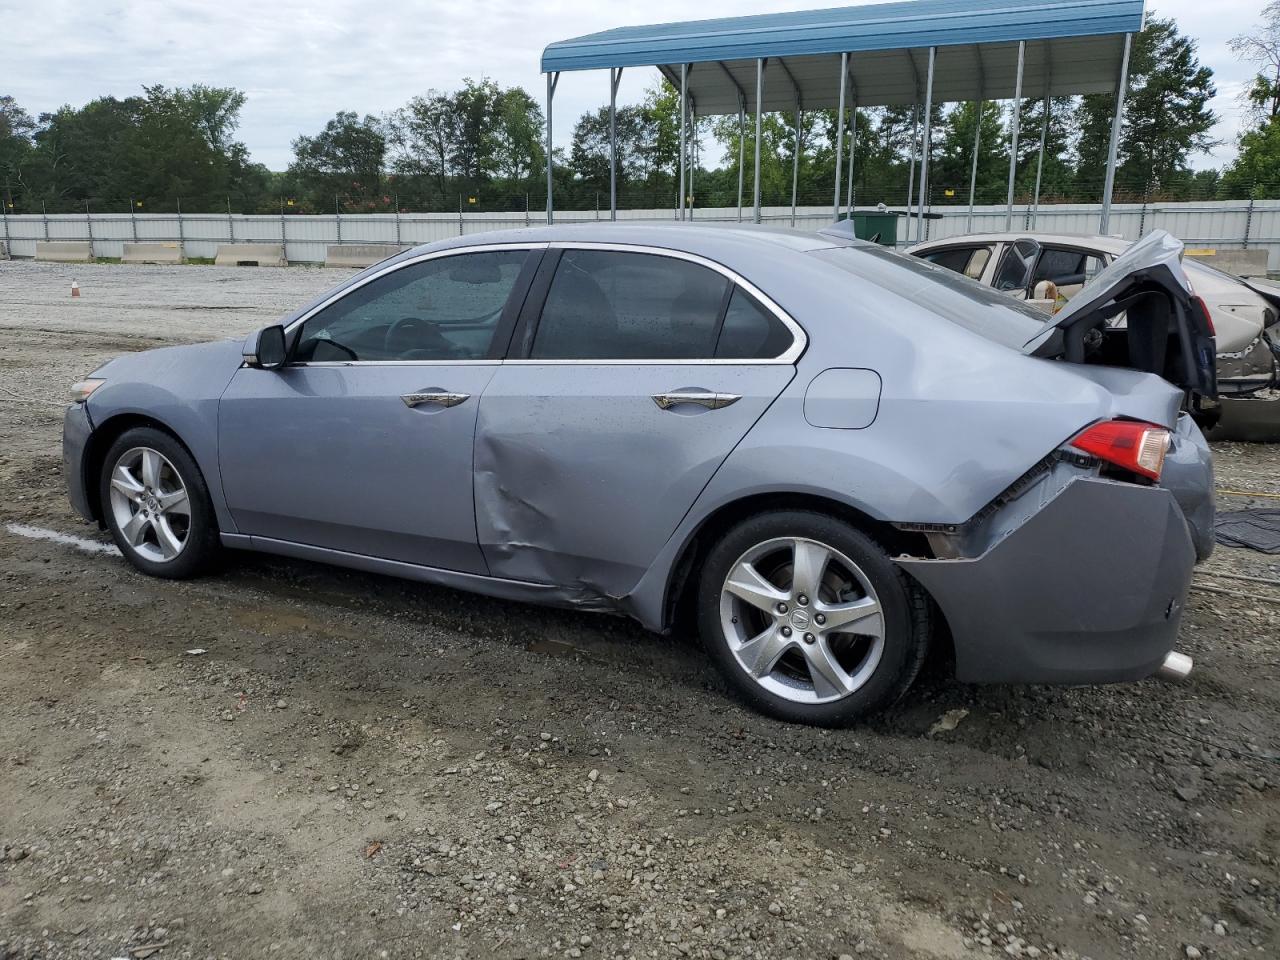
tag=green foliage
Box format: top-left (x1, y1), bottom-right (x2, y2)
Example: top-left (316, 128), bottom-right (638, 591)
top-left (289, 111), bottom-right (388, 210)
top-left (1075, 15), bottom-right (1217, 191)
top-left (385, 78), bottom-right (545, 209)
top-left (1231, 1), bottom-right (1280, 125)
top-left (930, 100), bottom-right (1007, 203)
top-left (1223, 119), bottom-right (1280, 197)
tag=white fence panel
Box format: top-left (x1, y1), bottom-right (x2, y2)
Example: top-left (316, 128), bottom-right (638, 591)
top-left (2, 200), bottom-right (1275, 270)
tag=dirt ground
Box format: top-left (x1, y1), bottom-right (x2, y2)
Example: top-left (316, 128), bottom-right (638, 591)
top-left (0, 261), bottom-right (1277, 960)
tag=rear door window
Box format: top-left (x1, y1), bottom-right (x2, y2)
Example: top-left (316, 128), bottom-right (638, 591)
top-left (530, 250), bottom-right (727, 360)
top-left (921, 245), bottom-right (992, 280)
top-left (715, 287), bottom-right (794, 359)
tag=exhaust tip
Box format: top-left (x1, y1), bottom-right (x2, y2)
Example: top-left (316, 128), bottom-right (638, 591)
top-left (1156, 651), bottom-right (1194, 683)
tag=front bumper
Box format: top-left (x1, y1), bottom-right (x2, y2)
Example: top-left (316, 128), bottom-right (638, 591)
top-left (63, 402), bottom-right (96, 523)
top-left (897, 478), bottom-right (1195, 685)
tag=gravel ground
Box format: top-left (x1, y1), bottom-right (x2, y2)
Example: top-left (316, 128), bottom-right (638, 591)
top-left (0, 260), bottom-right (1277, 960)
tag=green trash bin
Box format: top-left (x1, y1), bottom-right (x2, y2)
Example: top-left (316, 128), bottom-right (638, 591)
top-left (842, 213), bottom-right (899, 246)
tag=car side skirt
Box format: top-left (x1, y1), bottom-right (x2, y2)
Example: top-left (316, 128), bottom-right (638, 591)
top-left (219, 534), bottom-right (623, 614)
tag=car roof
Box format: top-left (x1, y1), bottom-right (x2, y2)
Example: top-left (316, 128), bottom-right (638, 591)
top-left (422, 222), bottom-right (849, 258)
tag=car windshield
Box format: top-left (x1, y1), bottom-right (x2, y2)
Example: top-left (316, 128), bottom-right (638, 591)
top-left (812, 244), bottom-right (1050, 350)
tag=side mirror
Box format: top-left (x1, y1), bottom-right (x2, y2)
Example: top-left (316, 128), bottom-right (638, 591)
top-left (243, 325), bottom-right (287, 370)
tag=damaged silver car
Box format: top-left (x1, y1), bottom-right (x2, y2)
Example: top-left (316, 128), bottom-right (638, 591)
top-left (64, 226), bottom-right (1215, 726)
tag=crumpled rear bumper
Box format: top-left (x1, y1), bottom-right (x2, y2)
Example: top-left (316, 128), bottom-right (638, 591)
top-left (897, 478), bottom-right (1195, 685)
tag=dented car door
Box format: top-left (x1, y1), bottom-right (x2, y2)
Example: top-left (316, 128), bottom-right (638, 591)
top-left (473, 245), bottom-right (801, 603)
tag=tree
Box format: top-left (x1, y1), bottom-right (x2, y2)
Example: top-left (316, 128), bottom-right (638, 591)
top-left (569, 104), bottom-right (649, 193)
top-left (1231, 1), bottom-right (1280, 125)
top-left (289, 111), bottom-right (387, 209)
top-left (490, 86), bottom-right (544, 184)
top-left (0, 96), bottom-right (36, 210)
top-left (931, 100), bottom-right (1008, 204)
top-left (390, 92), bottom-right (460, 198)
top-left (1222, 121), bottom-right (1280, 197)
top-left (1074, 15), bottom-right (1217, 193)
top-left (1013, 97), bottom-right (1075, 200)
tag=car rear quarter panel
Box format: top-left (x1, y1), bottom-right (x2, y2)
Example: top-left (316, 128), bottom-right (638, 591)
top-left (627, 249), bottom-right (1188, 630)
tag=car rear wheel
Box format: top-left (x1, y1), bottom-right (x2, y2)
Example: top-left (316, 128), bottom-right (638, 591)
top-left (100, 426), bottom-right (219, 579)
top-left (697, 511), bottom-right (929, 726)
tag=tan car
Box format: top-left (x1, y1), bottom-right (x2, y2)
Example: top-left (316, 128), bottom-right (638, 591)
top-left (908, 232), bottom-right (1279, 402)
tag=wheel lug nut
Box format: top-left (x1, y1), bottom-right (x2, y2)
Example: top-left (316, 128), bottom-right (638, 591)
top-left (815, 613), bottom-right (826, 625)
top-left (780, 626), bottom-right (792, 637)
top-left (803, 633), bottom-right (816, 644)
top-left (776, 602), bottom-right (788, 614)
top-left (797, 594), bottom-right (809, 605)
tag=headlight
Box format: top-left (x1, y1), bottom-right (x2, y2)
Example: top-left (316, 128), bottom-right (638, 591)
top-left (69, 378), bottom-right (106, 403)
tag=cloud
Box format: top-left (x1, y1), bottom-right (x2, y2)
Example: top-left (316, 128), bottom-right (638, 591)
top-left (5, 0), bottom-right (1262, 171)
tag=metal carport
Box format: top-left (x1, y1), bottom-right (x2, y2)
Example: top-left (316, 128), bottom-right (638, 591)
top-left (541, 0), bottom-right (1145, 238)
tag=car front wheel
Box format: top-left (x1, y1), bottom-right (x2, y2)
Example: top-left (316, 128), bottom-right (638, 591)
top-left (100, 426), bottom-right (219, 579)
top-left (697, 511), bottom-right (929, 726)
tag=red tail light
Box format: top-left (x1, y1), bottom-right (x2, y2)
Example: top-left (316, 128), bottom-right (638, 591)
top-left (1070, 420), bottom-right (1171, 481)
top-left (1192, 295), bottom-right (1215, 336)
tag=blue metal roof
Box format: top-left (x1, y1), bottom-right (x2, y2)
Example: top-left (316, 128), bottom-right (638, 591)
top-left (542, 0), bottom-right (1144, 72)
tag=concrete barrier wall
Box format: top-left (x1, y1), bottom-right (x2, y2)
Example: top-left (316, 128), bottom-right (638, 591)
top-left (325, 243), bottom-right (409, 268)
top-left (214, 242), bottom-right (286, 267)
top-left (35, 241), bottom-right (93, 262)
top-left (1185, 248), bottom-right (1270, 278)
top-left (121, 242), bottom-right (183, 264)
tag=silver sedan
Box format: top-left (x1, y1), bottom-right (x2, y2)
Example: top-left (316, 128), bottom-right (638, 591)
top-left (65, 225), bottom-right (1213, 725)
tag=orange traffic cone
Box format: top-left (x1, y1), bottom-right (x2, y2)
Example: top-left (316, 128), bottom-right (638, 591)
top-left (71, 281), bottom-right (80, 298)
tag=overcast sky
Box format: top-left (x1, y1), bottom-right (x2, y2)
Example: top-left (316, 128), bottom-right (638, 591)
top-left (4, 0), bottom-right (1266, 171)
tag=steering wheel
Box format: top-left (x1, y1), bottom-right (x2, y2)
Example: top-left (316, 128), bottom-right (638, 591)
top-left (383, 315), bottom-right (460, 359)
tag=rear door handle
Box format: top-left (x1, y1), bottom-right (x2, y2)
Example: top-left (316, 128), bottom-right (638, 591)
top-left (402, 391), bottom-right (470, 408)
top-left (651, 391), bottom-right (742, 410)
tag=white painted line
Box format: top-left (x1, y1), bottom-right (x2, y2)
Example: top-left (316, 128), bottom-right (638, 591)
top-left (5, 522), bottom-right (121, 556)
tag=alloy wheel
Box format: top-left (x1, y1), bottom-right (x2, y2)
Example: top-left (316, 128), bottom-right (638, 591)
top-left (718, 536), bottom-right (885, 704)
top-left (108, 446), bottom-right (191, 563)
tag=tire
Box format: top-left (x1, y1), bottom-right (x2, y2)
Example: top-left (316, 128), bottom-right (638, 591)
top-left (697, 510), bottom-right (929, 726)
top-left (99, 426), bottom-right (220, 579)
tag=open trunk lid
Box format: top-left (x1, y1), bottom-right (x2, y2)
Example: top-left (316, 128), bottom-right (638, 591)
top-left (1020, 231), bottom-right (1218, 401)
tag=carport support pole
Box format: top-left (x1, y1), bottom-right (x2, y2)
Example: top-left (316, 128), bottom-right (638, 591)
top-left (967, 99), bottom-right (983, 232)
top-left (916, 47), bottom-right (936, 242)
top-left (833, 52), bottom-right (848, 221)
top-left (545, 71), bottom-right (559, 225)
top-left (906, 104), bottom-right (918, 237)
top-left (1099, 33), bottom-right (1132, 235)
top-left (737, 100), bottom-right (746, 222)
top-left (689, 101), bottom-right (697, 221)
top-left (846, 100), bottom-right (858, 212)
top-left (753, 58), bottom-right (765, 225)
top-left (790, 102), bottom-right (800, 227)
top-left (679, 63), bottom-right (688, 221)
top-left (1032, 94), bottom-right (1050, 228)
top-left (1004, 40), bottom-right (1025, 232)
top-left (609, 68), bottom-right (622, 221)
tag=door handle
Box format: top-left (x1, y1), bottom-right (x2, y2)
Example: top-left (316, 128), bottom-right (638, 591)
top-left (402, 391), bottom-right (470, 409)
top-left (651, 391), bottom-right (742, 410)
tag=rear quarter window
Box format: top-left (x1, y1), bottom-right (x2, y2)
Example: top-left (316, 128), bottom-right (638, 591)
top-left (812, 244), bottom-right (1050, 350)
